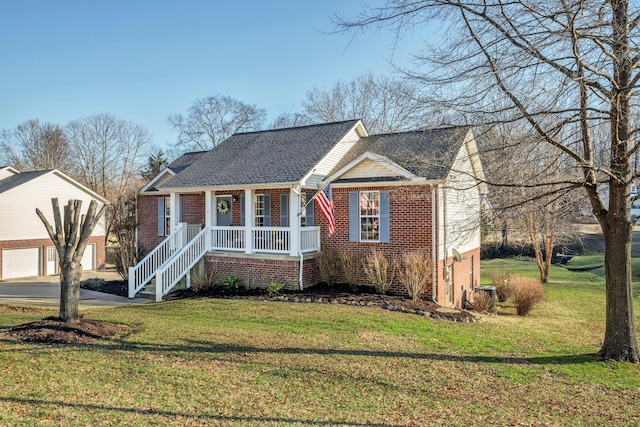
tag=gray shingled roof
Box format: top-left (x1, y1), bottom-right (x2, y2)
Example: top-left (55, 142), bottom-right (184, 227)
top-left (329, 126), bottom-right (471, 181)
top-left (162, 120), bottom-right (361, 188)
top-left (167, 150), bottom-right (207, 173)
top-left (0, 170), bottom-right (51, 194)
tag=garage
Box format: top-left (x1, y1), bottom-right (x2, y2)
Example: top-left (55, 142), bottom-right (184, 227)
top-left (81, 244), bottom-right (95, 271)
top-left (2, 247), bottom-right (42, 279)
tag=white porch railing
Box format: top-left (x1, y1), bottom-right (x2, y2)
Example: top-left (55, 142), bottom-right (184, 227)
top-left (211, 226), bottom-right (245, 251)
top-left (253, 227), bottom-right (290, 253)
top-left (155, 227), bottom-right (209, 302)
top-left (301, 227), bottom-right (321, 253)
top-left (128, 223), bottom-right (188, 298)
top-left (187, 224), bottom-right (203, 241)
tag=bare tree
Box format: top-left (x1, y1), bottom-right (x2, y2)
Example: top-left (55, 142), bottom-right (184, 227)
top-left (66, 114), bottom-right (150, 241)
top-left (36, 199), bottom-right (105, 322)
top-left (0, 120), bottom-right (71, 172)
top-left (168, 94), bottom-right (266, 152)
top-left (302, 73), bottom-right (435, 133)
top-left (337, 1), bottom-right (640, 362)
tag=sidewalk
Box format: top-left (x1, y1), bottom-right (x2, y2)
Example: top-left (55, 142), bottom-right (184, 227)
top-left (0, 270), bottom-right (149, 307)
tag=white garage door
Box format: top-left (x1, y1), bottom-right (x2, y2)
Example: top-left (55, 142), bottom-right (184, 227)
top-left (81, 244), bottom-right (95, 271)
top-left (2, 247), bottom-right (42, 279)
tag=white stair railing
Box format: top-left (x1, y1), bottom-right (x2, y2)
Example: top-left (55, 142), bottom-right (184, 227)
top-left (155, 227), bottom-right (209, 302)
top-left (128, 223), bottom-right (188, 298)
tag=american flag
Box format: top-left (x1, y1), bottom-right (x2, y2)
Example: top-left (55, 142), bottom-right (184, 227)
top-left (314, 183), bottom-right (335, 236)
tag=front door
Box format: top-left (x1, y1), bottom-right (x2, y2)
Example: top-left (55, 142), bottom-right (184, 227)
top-left (216, 196), bottom-right (232, 226)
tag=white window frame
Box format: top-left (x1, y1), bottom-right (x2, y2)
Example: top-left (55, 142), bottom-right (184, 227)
top-left (164, 196), bottom-right (171, 236)
top-left (255, 194), bottom-right (265, 227)
top-left (359, 191), bottom-right (380, 242)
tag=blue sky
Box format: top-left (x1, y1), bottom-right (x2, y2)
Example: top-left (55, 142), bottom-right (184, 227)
top-left (0, 1), bottom-right (425, 151)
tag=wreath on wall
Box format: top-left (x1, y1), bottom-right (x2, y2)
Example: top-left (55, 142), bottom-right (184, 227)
top-left (217, 200), bottom-right (230, 214)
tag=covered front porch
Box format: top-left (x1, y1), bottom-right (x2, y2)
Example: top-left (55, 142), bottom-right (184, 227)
top-left (166, 185), bottom-right (320, 256)
top-left (130, 185), bottom-right (321, 300)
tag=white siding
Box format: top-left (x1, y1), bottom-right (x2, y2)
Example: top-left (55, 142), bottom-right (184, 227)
top-left (303, 127), bottom-right (362, 188)
top-left (440, 136), bottom-right (482, 258)
top-left (0, 167), bottom-right (17, 181)
top-left (0, 172), bottom-right (106, 241)
top-left (340, 158), bottom-right (401, 180)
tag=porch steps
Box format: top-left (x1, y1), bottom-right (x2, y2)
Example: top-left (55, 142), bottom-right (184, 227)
top-left (137, 280), bottom-right (159, 301)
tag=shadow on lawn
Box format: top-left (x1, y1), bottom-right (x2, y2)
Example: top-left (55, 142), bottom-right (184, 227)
top-left (0, 396), bottom-right (403, 426)
top-left (0, 334), bottom-right (599, 365)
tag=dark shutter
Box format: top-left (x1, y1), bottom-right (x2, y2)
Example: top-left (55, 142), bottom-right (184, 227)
top-left (158, 197), bottom-right (166, 236)
top-left (264, 194), bottom-right (271, 226)
top-left (305, 193), bottom-right (315, 226)
top-left (240, 195), bottom-right (245, 226)
top-left (349, 191), bottom-right (359, 242)
top-left (178, 196), bottom-right (183, 223)
top-left (380, 190), bottom-right (390, 243)
top-left (280, 194), bottom-right (289, 227)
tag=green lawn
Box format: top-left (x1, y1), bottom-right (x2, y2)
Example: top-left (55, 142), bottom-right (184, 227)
top-left (0, 259), bottom-right (639, 426)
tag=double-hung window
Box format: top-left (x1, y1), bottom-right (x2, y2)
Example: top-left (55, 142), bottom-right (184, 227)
top-left (360, 191), bottom-right (380, 241)
top-left (255, 194), bottom-right (265, 227)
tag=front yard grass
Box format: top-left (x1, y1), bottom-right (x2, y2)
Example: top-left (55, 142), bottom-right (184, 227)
top-left (0, 258), bottom-right (638, 426)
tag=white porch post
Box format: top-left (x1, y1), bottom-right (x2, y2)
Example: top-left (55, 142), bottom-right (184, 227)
top-left (169, 192), bottom-right (180, 234)
top-left (244, 188), bottom-right (254, 254)
top-left (205, 191), bottom-right (213, 228)
top-left (205, 190), bottom-right (212, 248)
top-left (289, 188), bottom-right (300, 256)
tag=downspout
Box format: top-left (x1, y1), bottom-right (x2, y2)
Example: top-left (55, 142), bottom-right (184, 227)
top-left (431, 185), bottom-right (438, 303)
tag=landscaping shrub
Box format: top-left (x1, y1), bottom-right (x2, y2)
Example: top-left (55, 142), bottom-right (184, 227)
top-left (364, 251), bottom-right (397, 294)
top-left (399, 251), bottom-right (433, 301)
top-left (340, 250), bottom-right (365, 291)
top-left (510, 276), bottom-right (545, 315)
top-left (81, 277), bottom-right (106, 290)
top-left (473, 289), bottom-right (494, 313)
top-left (318, 248), bottom-right (341, 286)
top-left (190, 269), bottom-right (217, 292)
top-left (267, 280), bottom-right (286, 296)
top-left (490, 271), bottom-right (512, 302)
top-left (220, 275), bottom-right (240, 290)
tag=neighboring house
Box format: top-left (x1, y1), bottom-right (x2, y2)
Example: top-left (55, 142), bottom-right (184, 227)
top-left (132, 120), bottom-right (487, 308)
top-left (0, 167), bottom-right (108, 280)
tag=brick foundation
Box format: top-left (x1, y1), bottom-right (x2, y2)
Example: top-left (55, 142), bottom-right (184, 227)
top-left (204, 253), bottom-right (320, 291)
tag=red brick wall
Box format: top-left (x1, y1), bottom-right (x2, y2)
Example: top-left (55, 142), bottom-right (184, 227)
top-left (0, 236), bottom-right (105, 280)
top-left (216, 189), bottom-right (288, 227)
top-left (137, 193), bottom-right (205, 257)
top-left (204, 254), bottom-right (320, 290)
top-left (436, 247), bottom-right (480, 308)
top-left (318, 185), bottom-right (440, 296)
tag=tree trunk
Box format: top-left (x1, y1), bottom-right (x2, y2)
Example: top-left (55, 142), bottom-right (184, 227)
top-left (59, 261), bottom-right (83, 322)
top-left (599, 219), bottom-right (640, 362)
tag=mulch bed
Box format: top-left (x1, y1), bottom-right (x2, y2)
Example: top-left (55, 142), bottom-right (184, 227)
top-left (3, 316), bottom-right (126, 345)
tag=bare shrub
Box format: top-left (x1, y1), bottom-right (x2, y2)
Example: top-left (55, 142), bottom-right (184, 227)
top-left (490, 272), bottom-right (512, 302)
top-left (340, 250), bottom-right (365, 291)
top-left (364, 251), bottom-right (397, 294)
top-left (190, 269), bottom-right (217, 292)
top-left (318, 248), bottom-right (341, 286)
top-left (399, 251), bottom-right (433, 301)
top-left (473, 290), bottom-right (494, 313)
top-left (510, 276), bottom-right (545, 316)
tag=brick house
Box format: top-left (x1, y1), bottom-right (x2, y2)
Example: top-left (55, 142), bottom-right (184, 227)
top-left (131, 120), bottom-right (486, 308)
top-left (0, 167), bottom-right (108, 280)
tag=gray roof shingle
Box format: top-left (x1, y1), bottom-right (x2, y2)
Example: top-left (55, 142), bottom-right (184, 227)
top-left (329, 126), bottom-right (471, 181)
top-left (163, 120), bottom-right (361, 188)
top-left (0, 170), bottom-right (51, 194)
top-left (167, 150), bottom-right (207, 173)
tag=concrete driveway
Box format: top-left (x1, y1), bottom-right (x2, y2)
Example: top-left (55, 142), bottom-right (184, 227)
top-left (0, 270), bottom-right (149, 307)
